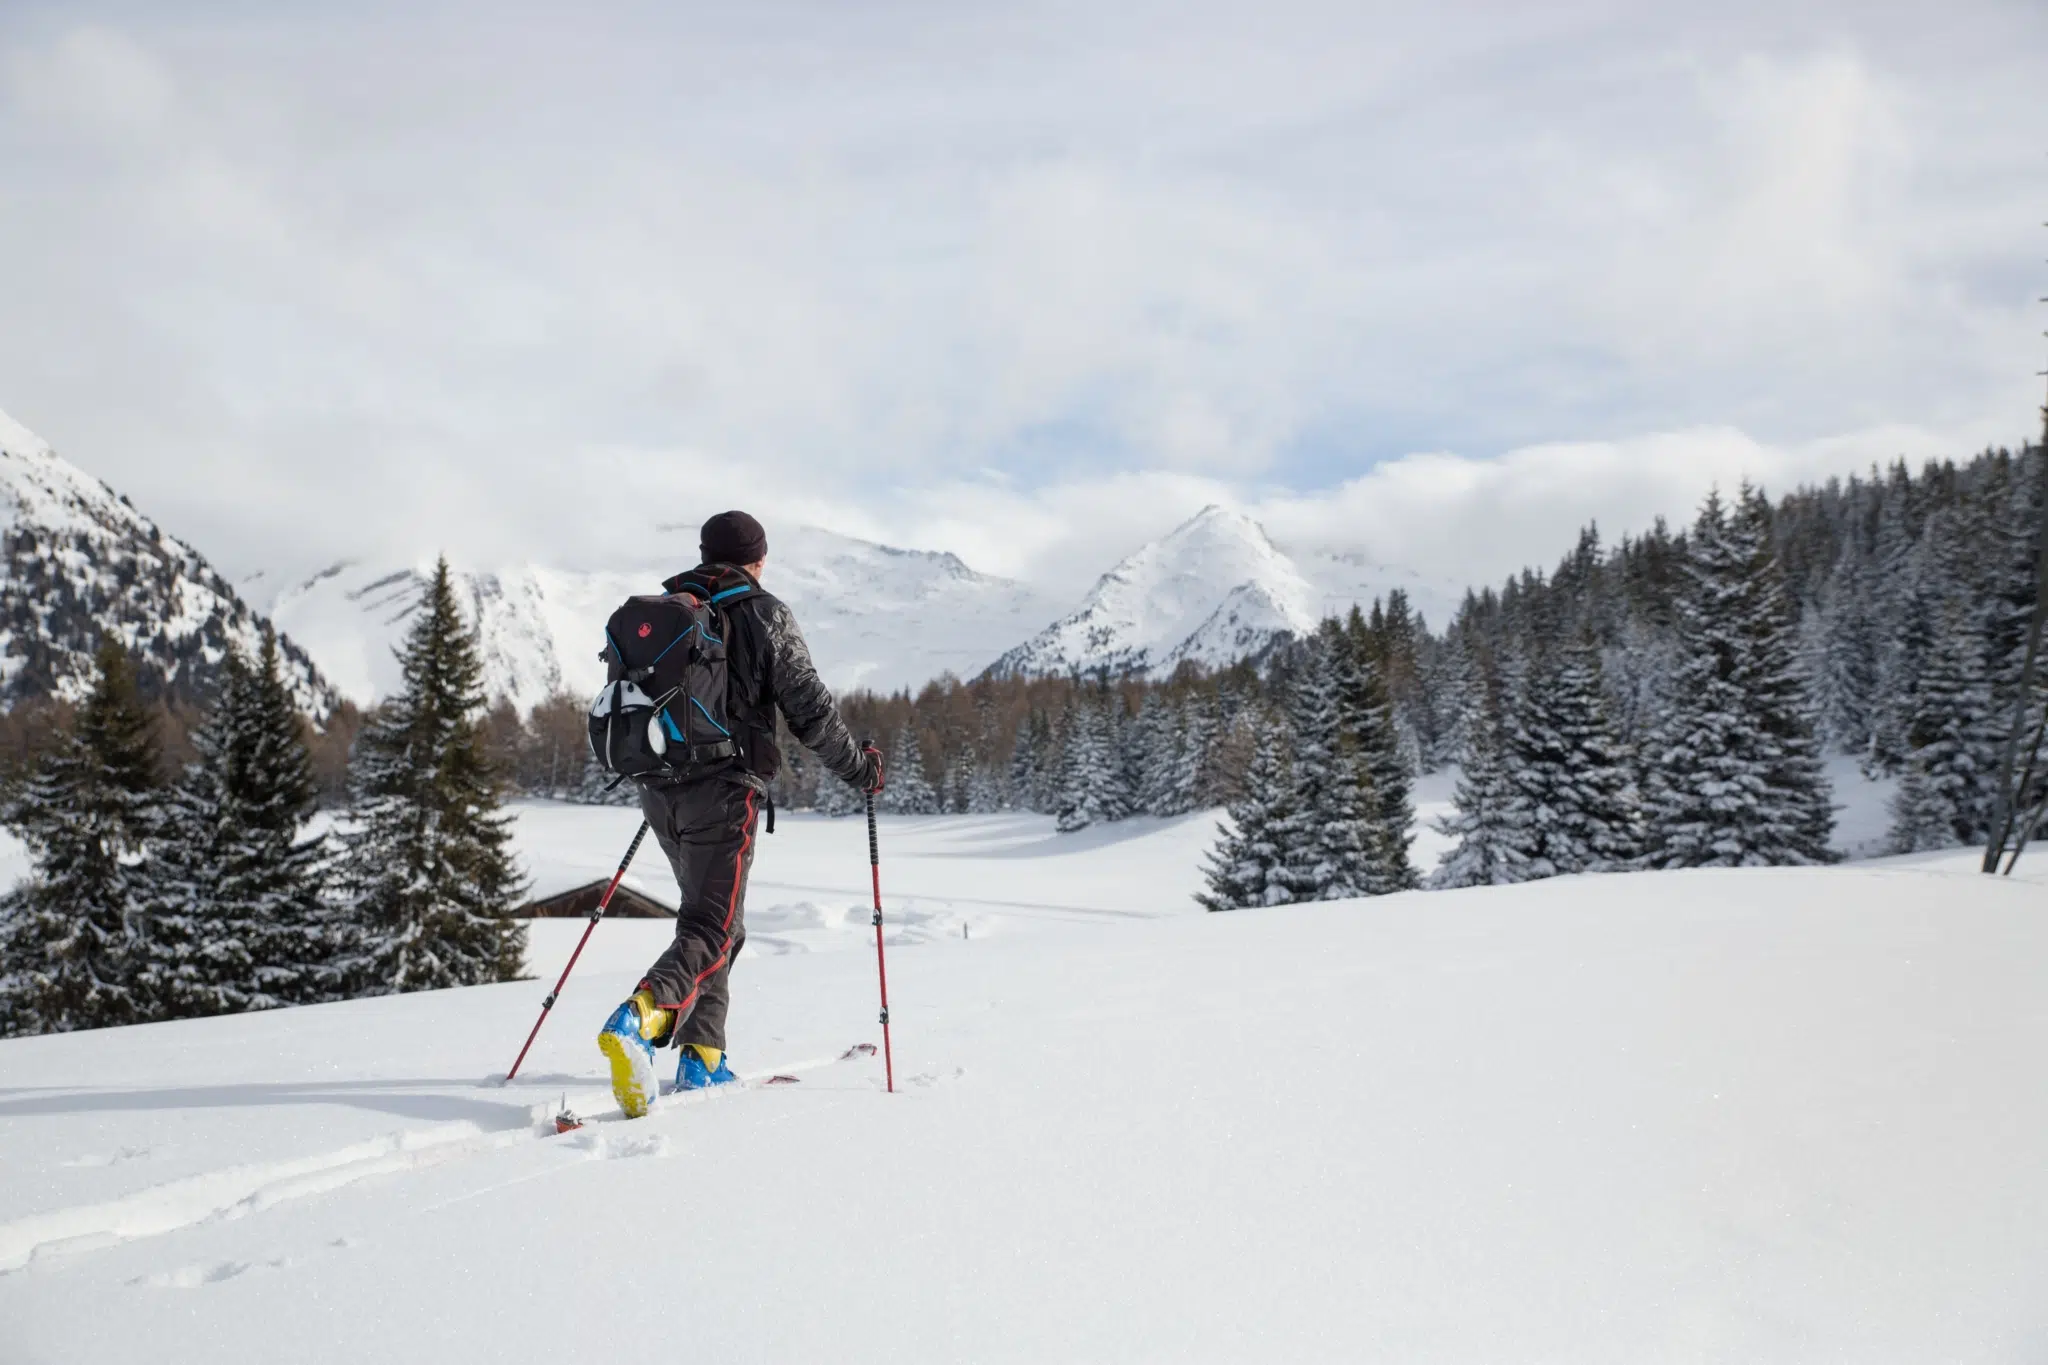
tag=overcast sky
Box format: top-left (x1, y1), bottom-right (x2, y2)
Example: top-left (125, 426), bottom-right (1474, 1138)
top-left (1, 0), bottom-right (2041, 601)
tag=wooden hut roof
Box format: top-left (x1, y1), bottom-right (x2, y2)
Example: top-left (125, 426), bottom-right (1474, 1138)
top-left (515, 880), bottom-right (673, 919)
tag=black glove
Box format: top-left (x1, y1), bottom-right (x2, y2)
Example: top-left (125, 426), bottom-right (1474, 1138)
top-left (855, 743), bottom-right (885, 796)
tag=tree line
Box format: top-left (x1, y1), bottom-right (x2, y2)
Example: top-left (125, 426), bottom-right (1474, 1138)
top-left (1428, 442), bottom-right (2045, 881)
top-left (0, 561), bottom-right (525, 1037)
top-left (7, 438), bottom-right (2033, 1034)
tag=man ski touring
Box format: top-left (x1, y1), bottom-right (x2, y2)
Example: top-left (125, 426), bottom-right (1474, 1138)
top-left (596, 510), bottom-right (883, 1118)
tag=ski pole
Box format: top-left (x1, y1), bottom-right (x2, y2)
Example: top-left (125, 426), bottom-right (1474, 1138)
top-left (503, 820), bottom-right (650, 1084)
top-left (866, 785), bottom-right (896, 1094)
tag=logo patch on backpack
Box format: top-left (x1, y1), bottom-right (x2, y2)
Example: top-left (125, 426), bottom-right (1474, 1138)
top-left (637, 622), bottom-right (652, 638)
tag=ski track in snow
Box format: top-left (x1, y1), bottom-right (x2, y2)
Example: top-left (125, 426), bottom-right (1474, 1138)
top-left (0, 1120), bottom-right (540, 1275)
top-left (0, 1047), bottom-right (883, 1276)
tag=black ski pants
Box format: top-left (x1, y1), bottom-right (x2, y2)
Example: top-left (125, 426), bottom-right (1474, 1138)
top-left (635, 778), bottom-right (761, 1053)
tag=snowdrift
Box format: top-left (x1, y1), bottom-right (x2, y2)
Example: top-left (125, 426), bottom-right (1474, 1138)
top-left (1, 825), bottom-right (2043, 1363)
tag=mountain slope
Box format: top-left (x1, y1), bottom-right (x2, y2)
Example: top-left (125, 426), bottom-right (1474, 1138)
top-left (257, 527), bottom-right (1057, 710)
top-left (0, 409), bottom-right (333, 712)
top-left (259, 562), bottom-right (571, 715)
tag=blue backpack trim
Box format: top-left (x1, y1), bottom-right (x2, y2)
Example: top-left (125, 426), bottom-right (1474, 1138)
top-left (710, 584), bottom-right (752, 604)
top-left (649, 624), bottom-right (694, 667)
top-left (690, 697), bottom-right (731, 736)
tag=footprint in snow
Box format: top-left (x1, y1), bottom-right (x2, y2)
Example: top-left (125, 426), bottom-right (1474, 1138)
top-left (61, 1145), bottom-right (154, 1169)
top-left (905, 1067), bottom-right (968, 1089)
top-left (134, 1256), bottom-right (292, 1289)
top-left (570, 1130), bottom-right (670, 1160)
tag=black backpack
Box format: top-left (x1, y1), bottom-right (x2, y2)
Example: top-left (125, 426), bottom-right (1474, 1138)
top-left (587, 582), bottom-right (748, 784)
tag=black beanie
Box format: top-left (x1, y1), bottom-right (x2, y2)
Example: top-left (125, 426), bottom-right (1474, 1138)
top-left (701, 510), bottom-right (768, 566)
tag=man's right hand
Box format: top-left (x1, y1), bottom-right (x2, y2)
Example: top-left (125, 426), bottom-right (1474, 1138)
top-left (856, 743), bottom-right (885, 796)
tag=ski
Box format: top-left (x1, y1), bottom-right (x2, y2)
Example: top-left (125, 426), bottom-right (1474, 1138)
top-left (552, 1042), bottom-right (882, 1131)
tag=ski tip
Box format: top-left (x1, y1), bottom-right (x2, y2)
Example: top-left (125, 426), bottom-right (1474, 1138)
top-left (761, 1075), bottom-right (802, 1086)
top-left (839, 1043), bottom-right (879, 1061)
top-left (554, 1111), bottom-right (586, 1133)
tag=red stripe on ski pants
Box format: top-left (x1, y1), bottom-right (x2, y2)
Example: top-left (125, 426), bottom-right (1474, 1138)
top-left (636, 780), bottom-right (760, 1052)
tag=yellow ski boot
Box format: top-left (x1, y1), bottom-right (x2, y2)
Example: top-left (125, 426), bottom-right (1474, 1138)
top-left (597, 990), bottom-right (672, 1119)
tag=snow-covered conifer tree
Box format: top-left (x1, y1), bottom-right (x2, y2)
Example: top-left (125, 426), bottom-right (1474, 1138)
top-left (1169, 693), bottom-right (1218, 814)
top-left (1333, 620), bottom-right (1419, 891)
top-left (1052, 695), bottom-right (1104, 832)
top-left (1198, 724), bottom-right (1294, 910)
top-left (1054, 688), bottom-right (1133, 831)
top-left (1887, 591), bottom-right (1998, 850)
top-left (332, 559), bottom-right (528, 995)
top-left (0, 641), bottom-right (162, 1035)
top-left (1095, 689), bottom-right (1135, 821)
top-left (1641, 489), bottom-right (1834, 867)
top-left (1807, 554), bottom-right (1881, 755)
top-left (881, 723), bottom-right (939, 815)
top-left (1008, 710), bottom-right (1054, 814)
top-left (1130, 693), bottom-right (1181, 816)
top-left (964, 764), bottom-right (1007, 814)
top-left (1279, 640), bottom-right (1379, 899)
top-left (941, 746), bottom-right (976, 814)
top-left (1429, 684), bottom-right (1525, 889)
top-left (145, 631), bottom-right (333, 1016)
top-left (1498, 634), bottom-right (1639, 878)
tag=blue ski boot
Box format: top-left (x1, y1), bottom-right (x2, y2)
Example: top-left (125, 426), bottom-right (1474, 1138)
top-left (676, 1044), bottom-right (738, 1091)
top-left (597, 990), bottom-right (671, 1119)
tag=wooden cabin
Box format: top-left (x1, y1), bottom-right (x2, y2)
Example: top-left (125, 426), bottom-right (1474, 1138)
top-left (516, 880), bottom-right (673, 919)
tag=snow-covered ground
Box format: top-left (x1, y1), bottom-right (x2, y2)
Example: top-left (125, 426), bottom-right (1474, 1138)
top-left (4, 802), bottom-right (2046, 1362)
top-left (511, 802), bottom-right (1220, 971)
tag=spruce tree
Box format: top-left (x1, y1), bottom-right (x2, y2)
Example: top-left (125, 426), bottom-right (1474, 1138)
top-left (964, 764), bottom-right (1007, 814)
top-left (0, 640), bottom-right (162, 1034)
top-left (1887, 592), bottom-right (1998, 850)
top-left (1053, 689), bottom-right (1131, 831)
top-left (1093, 688), bottom-right (1135, 821)
top-left (1641, 489), bottom-right (1835, 867)
top-left (1334, 619), bottom-right (1419, 890)
top-left (1171, 693), bottom-right (1219, 814)
top-left (1809, 554), bottom-right (1881, 755)
top-left (1499, 634), bottom-right (1639, 878)
top-left (146, 631), bottom-right (334, 1016)
top-left (1278, 641), bottom-right (1380, 899)
top-left (334, 559), bottom-right (527, 994)
top-left (880, 723), bottom-right (939, 815)
top-left (1550, 634), bottom-right (1641, 870)
top-left (1429, 685), bottom-right (1525, 889)
top-left (1199, 724), bottom-right (1294, 910)
top-left (1008, 710), bottom-right (1054, 814)
top-left (1131, 693), bottom-right (1182, 816)
top-left (941, 747), bottom-right (976, 814)
top-left (813, 765), bottom-right (864, 816)
top-left (1052, 695), bottom-right (1103, 832)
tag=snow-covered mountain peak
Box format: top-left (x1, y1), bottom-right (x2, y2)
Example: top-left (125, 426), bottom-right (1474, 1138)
top-left (0, 409), bottom-right (149, 541)
top-left (773, 524), bottom-right (1024, 595)
top-left (0, 407), bottom-right (334, 712)
top-left (988, 505), bottom-right (1317, 678)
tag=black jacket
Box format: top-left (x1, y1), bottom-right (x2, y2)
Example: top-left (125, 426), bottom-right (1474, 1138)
top-left (660, 562), bottom-right (865, 789)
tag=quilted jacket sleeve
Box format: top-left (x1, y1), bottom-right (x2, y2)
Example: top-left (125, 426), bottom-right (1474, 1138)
top-left (758, 596), bottom-right (866, 786)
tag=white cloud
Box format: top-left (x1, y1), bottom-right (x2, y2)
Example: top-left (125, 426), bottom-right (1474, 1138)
top-left (0, 1), bottom-right (2039, 593)
top-left (839, 417), bottom-right (2009, 604)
